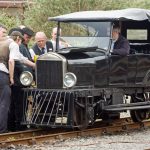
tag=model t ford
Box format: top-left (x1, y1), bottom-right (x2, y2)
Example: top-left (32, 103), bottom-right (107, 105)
top-left (18, 8), bottom-right (150, 129)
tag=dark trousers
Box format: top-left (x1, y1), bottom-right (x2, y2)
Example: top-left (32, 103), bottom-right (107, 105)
top-left (8, 86), bottom-right (25, 131)
top-left (0, 71), bottom-right (11, 133)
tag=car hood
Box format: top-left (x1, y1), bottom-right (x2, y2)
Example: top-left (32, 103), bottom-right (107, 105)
top-left (68, 55), bottom-right (106, 65)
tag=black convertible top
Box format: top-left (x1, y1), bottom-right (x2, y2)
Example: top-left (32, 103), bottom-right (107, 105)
top-left (48, 8), bottom-right (150, 22)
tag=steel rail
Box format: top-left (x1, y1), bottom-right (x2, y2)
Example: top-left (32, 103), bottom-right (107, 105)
top-left (0, 118), bottom-right (149, 148)
top-left (0, 129), bottom-right (45, 142)
top-left (0, 128), bottom-right (67, 142)
top-left (0, 117), bottom-right (131, 141)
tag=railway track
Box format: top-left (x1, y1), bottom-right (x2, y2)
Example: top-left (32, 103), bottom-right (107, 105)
top-left (0, 117), bottom-right (150, 148)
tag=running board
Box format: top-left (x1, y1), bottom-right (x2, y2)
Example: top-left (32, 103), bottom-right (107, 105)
top-left (103, 101), bottom-right (150, 112)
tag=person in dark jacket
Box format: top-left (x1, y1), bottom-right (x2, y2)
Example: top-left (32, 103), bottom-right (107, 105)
top-left (7, 27), bottom-right (35, 131)
top-left (30, 32), bottom-right (53, 59)
top-left (19, 27), bottom-right (34, 61)
top-left (111, 25), bottom-right (130, 56)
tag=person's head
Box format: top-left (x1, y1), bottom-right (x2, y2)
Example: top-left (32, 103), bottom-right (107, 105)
top-left (0, 24), bottom-right (7, 38)
top-left (112, 25), bottom-right (120, 41)
top-left (35, 32), bottom-right (47, 48)
top-left (8, 27), bottom-right (23, 36)
top-left (51, 27), bottom-right (61, 41)
top-left (22, 27), bottom-right (34, 44)
top-left (10, 31), bottom-right (24, 45)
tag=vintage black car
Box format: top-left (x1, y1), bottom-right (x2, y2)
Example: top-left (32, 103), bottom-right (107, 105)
top-left (20, 8), bottom-right (150, 129)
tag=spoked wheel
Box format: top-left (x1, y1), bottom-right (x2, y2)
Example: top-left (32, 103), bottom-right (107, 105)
top-left (130, 109), bottom-right (147, 122)
top-left (130, 93), bottom-right (150, 122)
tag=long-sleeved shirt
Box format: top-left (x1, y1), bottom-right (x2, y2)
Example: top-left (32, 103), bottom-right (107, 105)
top-left (0, 39), bottom-right (28, 73)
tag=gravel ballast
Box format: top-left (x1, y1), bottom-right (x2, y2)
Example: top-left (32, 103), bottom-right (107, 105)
top-left (3, 128), bottom-right (150, 150)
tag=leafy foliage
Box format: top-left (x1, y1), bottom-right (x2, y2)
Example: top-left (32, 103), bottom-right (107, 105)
top-left (0, 0), bottom-right (150, 38)
top-left (23, 0), bottom-right (150, 38)
top-left (0, 11), bottom-right (21, 30)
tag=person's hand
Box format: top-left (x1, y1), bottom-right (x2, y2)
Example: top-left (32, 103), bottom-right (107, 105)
top-left (30, 61), bottom-right (36, 70)
top-left (64, 43), bottom-right (69, 47)
top-left (62, 42), bottom-right (71, 48)
top-left (10, 78), bottom-right (14, 86)
top-left (31, 62), bottom-right (36, 69)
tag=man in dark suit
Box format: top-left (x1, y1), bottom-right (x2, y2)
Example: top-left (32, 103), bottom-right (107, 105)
top-left (31, 32), bottom-right (53, 58)
top-left (19, 27), bottom-right (34, 61)
top-left (111, 25), bottom-right (130, 56)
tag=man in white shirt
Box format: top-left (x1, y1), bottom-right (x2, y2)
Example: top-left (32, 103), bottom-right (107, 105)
top-left (9, 31), bottom-right (35, 68)
top-left (7, 31), bottom-right (36, 131)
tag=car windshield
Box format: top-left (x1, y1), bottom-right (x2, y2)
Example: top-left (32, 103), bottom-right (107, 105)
top-left (58, 21), bottom-right (111, 51)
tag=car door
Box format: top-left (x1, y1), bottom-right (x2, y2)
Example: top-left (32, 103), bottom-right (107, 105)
top-left (109, 55), bottom-right (128, 86)
top-left (127, 54), bottom-right (137, 86)
top-left (136, 54), bottom-right (150, 85)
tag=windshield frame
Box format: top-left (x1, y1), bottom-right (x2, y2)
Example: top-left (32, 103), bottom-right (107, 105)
top-left (55, 21), bottom-right (112, 52)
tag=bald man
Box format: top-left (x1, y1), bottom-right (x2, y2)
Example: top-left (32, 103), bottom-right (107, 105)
top-left (31, 31), bottom-right (53, 57)
top-left (51, 27), bottom-right (70, 51)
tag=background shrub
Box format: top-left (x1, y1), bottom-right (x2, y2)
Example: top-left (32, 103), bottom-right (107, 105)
top-left (1, 0), bottom-right (150, 39)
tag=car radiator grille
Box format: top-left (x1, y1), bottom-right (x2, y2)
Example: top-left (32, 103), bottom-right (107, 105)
top-left (36, 60), bottom-right (63, 89)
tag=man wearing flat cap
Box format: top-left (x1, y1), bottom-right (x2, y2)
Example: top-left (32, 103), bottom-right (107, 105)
top-left (10, 31), bottom-right (24, 41)
top-left (9, 31), bottom-right (35, 68)
top-left (19, 27), bottom-right (34, 61)
top-left (8, 27), bottom-right (23, 36)
top-left (7, 30), bottom-right (35, 131)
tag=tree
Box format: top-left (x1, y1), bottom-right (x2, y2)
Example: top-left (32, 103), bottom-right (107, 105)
top-left (23, 0), bottom-right (150, 38)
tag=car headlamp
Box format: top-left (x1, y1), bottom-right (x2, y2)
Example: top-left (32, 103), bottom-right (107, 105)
top-left (64, 72), bottom-right (77, 88)
top-left (20, 71), bottom-right (33, 86)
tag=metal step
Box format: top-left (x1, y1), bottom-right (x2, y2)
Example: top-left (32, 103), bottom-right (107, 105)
top-left (104, 101), bottom-right (150, 112)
